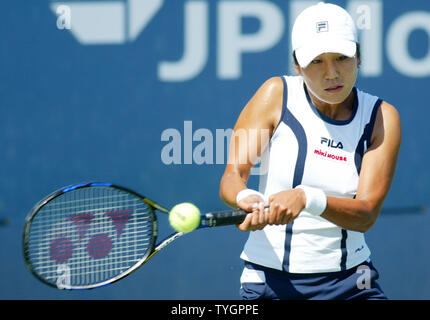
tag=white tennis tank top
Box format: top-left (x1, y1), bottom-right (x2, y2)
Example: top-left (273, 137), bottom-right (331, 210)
top-left (240, 75), bottom-right (382, 273)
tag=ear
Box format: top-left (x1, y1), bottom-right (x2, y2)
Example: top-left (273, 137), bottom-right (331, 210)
top-left (294, 63), bottom-right (302, 75)
top-left (356, 56), bottom-right (361, 68)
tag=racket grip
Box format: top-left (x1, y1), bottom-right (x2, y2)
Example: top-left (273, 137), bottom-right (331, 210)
top-left (201, 210), bottom-right (248, 227)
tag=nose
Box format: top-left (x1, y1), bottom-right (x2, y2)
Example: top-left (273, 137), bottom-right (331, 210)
top-left (324, 60), bottom-right (339, 80)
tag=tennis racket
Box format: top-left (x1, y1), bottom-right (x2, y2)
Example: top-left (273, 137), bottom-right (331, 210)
top-left (23, 182), bottom-right (247, 290)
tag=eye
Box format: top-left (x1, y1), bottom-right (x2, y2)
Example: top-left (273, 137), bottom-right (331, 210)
top-left (337, 55), bottom-right (348, 61)
top-left (311, 59), bottom-right (322, 64)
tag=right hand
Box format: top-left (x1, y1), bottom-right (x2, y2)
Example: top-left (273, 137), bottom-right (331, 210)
top-left (236, 195), bottom-right (268, 232)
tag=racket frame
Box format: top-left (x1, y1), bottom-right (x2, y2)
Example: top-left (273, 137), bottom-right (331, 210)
top-left (22, 182), bottom-right (163, 290)
top-left (22, 182), bottom-right (247, 290)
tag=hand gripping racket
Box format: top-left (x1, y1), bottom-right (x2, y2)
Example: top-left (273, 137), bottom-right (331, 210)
top-left (22, 182), bottom-right (247, 290)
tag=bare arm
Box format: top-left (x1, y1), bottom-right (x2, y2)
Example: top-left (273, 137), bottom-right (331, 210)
top-left (219, 77), bottom-right (283, 229)
top-left (320, 101), bottom-right (402, 232)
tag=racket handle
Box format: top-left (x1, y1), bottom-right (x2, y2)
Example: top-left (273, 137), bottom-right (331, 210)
top-left (201, 210), bottom-right (248, 228)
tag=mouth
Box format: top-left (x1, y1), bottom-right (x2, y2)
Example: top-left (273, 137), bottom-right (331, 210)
top-left (324, 85), bottom-right (343, 93)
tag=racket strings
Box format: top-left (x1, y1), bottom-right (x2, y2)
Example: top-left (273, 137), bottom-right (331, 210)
top-left (25, 187), bottom-right (154, 288)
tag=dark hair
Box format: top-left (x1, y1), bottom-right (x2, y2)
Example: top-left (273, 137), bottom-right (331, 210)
top-left (292, 43), bottom-right (361, 67)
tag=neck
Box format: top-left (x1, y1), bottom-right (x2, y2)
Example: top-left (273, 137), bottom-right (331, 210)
top-left (305, 86), bottom-right (355, 121)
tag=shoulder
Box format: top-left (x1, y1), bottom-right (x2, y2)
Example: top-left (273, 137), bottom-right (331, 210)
top-left (380, 101), bottom-right (400, 117)
top-left (256, 76), bottom-right (285, 98)
top-left (371, 100), bottom-right (402, 148)
top-left (251, 76), bottom-right (286, 118)
top-left (242, 76), bottom-right (285, 129)
top-left (377, 101), bottom-right (401, 131)
top-left (257, 75), bottom-right (302, 93)
top-left (244, 77), bottom-right (285, 112)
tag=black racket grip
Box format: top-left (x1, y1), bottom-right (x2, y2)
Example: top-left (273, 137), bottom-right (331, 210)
top-left (201, 210), bottom-right (248, 227)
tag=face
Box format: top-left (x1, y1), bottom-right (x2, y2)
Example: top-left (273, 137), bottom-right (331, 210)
top-left (295, 52), bottom-right (359, 106)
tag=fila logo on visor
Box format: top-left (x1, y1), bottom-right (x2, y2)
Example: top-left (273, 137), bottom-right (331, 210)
top-left (316, 21), bottom-right (329, 33)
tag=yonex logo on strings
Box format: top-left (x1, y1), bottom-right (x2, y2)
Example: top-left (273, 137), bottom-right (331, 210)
top-left (51, 0), bottom-right (430, 79)
top-left (49, 210), bottom-right (132, 264)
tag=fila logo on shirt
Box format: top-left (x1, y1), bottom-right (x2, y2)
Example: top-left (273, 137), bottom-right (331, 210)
top-left (321, 137), bottom-right (343, 149)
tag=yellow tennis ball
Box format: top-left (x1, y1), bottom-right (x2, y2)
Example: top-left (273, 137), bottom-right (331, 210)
top-left (169, 202), bottom-right (201, 233)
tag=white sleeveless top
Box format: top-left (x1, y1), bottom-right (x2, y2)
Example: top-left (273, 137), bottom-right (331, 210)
top-left (240, 75), bottom-right (382, 273)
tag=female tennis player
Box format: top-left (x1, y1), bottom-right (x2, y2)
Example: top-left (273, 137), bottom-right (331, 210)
top-left (219, 2), bottom-right (401, 300)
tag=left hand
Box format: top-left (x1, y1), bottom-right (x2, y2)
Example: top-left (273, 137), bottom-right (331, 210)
top-left (267, 189), bottom-right (306, 225)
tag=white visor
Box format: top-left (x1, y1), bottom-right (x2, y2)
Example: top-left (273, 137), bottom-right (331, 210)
top-left (292, 2), bottom-right (358, 68)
